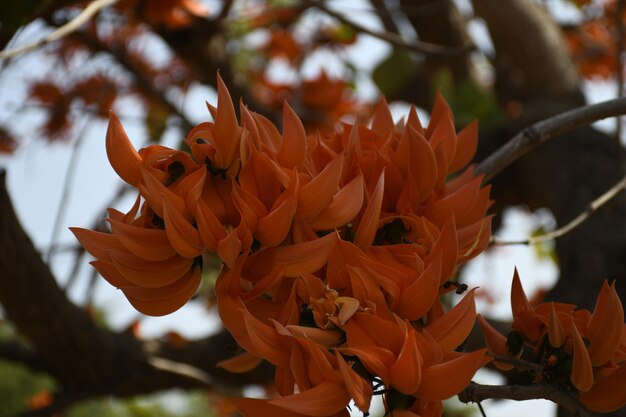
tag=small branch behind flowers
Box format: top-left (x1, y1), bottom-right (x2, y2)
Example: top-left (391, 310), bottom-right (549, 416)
top-left (301, 0), bottom-right (473, 56)
top-left (476, 97), bottom-right (626, 182)
top-left (489, 354), bottom-right (544, 374)
top-left (458, 382), bottom-right (591, 417)
top-left (491, 174), bottom-right (626, 246)
top-left (0, 0), bottom-right (119, 61)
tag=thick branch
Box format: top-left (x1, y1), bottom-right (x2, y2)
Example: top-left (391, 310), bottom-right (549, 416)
top-left (459, 382), bottom-right (590, 417)
top-left (0, 170), bottom-right (272, 414)
top-left (476, 97), bottom-right (626, 182)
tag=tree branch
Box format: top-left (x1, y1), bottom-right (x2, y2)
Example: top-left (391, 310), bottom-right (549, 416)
top-left (0, 341), bottom-right (53, 375)
top-left (459, 382), bottom-right (590, 417)
top-left (301, 0), bottom-right (473, 56)
top-left (0, 169), bottom-right (273, 414)
top-left (476, 97), bottom-right (626, 182)
top-left (492, 174), bottom-right (626, 245)
top-left (0, 0), bottom-right (119, 60)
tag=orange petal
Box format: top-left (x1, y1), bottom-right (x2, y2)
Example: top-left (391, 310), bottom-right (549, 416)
top-left (571, 323), bottom-right (594, 392)
top-left (241, 267), bottom-right (284, 302)
top-left (354, 171), bottom-right (385, 251)
top-left (255, 176), bottom-right (299, 246)
top-left (370, 97), bottom-right (394, 137)
top-left (70, 227), bottom-right (126, 261)
top-left (217, 229), bottom-right (243, 268)
top-left (476, 314), bottom-right (515, 371)
top-left (138, 166), bottom-right (187, 219)
top-left (123, 264), bottom-right (201, 316)
top-left (547, 303), bottom-right (565, 348)
top-left (232, 398), bottom-right (307, 417)
top-left (163, 198), bottom-right (204, 258)
top-left (424, 218), bottom-right (458, 285)
top-left (310, 173), bottom-right (364, 230)
top-left (340, 346), bottom-right (394, 383)
top-left (243, 310), bottom-right (290, 368)
top-left (297, 155), bottom-right (343, 220)
top-left (195, 200), bottom-right (227, 252)
top-left (275, 233), bottom-right (336, 277)
top-left (390, 328), bottom-right (423, 394)
top-left (396, 254), bottom-right (441, 321)
top-left (217, 352), bottom-right (263, 373)
top-left (335, 351), bottom-right (373, 413)
top-left (278, 101), bottom-right (307, 169)
top-left (579, 364), bottom-right (626, 412)
top-left (587, 281), bottom-right (624, 366)
top-left (285, 325), bottom-right (344, 347)
top-left (448, 120), bottom-right (478, 173)
top-left (425, 289), bottom-right (477, 351)
top-left (425, 91), bottom-right (456, 171)
top-left (407, 126), bottom-right (438, 205)
top-left (91, 260), bottom-right (133, 288)
top-left (511, 268), bottom-right (533, 319)
top-left (213, 73), bottom-right (240, 169)
top-left (109, 250), bottom-right (193, 288)
top-left (121, 263), bottom-right (200, 302)
top-left (107, 218), bottom-right (176, 261)
top-left (106, 112), bottom-right (142, 186)
top-left (415, 349), bottom-right (487, 401)
top-left (268, 381), bottom-right (351, 416)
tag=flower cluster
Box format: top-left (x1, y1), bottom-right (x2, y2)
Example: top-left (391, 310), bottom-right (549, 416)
top-left (479, 270), bottom-right (626, 413)
top-left (72, 75), bottom-right (493, 417)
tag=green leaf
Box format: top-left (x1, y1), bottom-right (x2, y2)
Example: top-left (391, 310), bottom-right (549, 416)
top-left (372, 49), bottom-right (419, 97)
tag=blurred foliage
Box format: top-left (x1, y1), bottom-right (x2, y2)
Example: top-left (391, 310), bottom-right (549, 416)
top-left (434, 69), bottom-right (503, 130)
top-left (67, 391), bottom-right (216, 417)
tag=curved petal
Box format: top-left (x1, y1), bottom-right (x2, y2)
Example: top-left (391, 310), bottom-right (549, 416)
top-left (425, 289), bottom-right (477, 351)
top-left (108, 218), bottom-right (177, 261)
top-left (124, 264), bottom-right (201, 316)
top-left (310, 174), bottom-right (364, 230)
top-left (106, 112), bottom-right (142, 186)
top-left (163, 197), bottom-right (204, 258)
top-left (571, 323), bottom-right (594, 392)
top-left (109, 250), bottom-right (193, 288)
top-left (278, 101), bottom-right (307, 169)
top-left (354, 171), bottom-right (385, 251)
top-left (70, 227), bottom-right (126, 261)
top-left (390, 328), bottom-right (423, 394)
top-left (415, 349), bottom-right (487, 401)
top-left (268, 381), bottom-right (351, 417)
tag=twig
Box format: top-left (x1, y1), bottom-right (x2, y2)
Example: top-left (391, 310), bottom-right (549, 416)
top-left (477, 97), bottom-right (626, 182)
top-left (0, 0), bottom-right (119, 61)
top-left (458, 382), bottom-right (590, 417)
top-left (492, 174), bottom-right (626, 245)
top-left (64, 182), bottom-right (130, 291)
top-left (489, 354), bottom-right (544, 374)
top-left (146, 356), bottom-right (214, 386)
top-left (71, 30), bottom-right (194, 131)
top-left (301, 0), bottom-right (473, 56)
top-left (369, 0), bottom-right (400, 34)
top-left (46, 120), bottom-right (90, 262)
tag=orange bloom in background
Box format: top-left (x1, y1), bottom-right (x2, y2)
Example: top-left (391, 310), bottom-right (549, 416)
top-left (74, 73), bottom-right (494, 417)
top-left (480, 269), bottom-right (626, 413)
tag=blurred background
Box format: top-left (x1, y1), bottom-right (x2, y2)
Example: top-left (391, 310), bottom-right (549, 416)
top-left (0, 0), bottom-right (625, 416)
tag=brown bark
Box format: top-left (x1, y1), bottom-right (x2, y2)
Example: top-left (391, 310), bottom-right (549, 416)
top-left (0, 170), bottom-right (272, 415)
top-left (469, 1), bottom-right (626, 414)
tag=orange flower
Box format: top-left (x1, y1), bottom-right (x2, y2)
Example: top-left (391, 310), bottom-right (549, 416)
top-left (484, 270), bottom-right (626, 412)
top-left (75, 74), bottom-right (493, 417)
